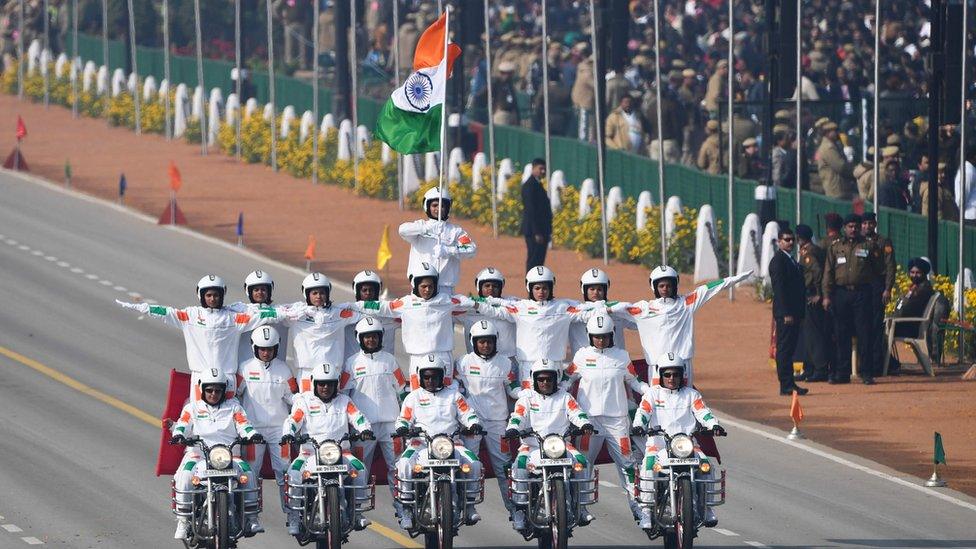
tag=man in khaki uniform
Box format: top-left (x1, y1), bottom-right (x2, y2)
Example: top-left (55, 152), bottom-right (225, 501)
top-left (822, 214), bottom-right (884, 385)
top-left (919, 162), bottom-right (961, 220)
top-left (796, 225), bottom-right (831, 382)
top-left (861, 212), bottom-right (895, 377)
top-left (854, 147), bottom-right (875, 201)
top-left (703, 59), bottom-right (728, 115)
top-left (571, 48), bottom-right (595, 141)
top-left (817, 121), bottom-right (855, 198)
top-left (604, 95), bottom-right (646, 152)
top-left (697, 120), bottom-right (723, 175)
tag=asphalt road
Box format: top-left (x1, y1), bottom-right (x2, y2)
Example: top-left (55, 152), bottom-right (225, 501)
top-left (1, 169), bottom-right (976, 548)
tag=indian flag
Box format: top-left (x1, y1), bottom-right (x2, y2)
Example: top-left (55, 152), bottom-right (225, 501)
top-left (375, 11), bottom-right (461, 154)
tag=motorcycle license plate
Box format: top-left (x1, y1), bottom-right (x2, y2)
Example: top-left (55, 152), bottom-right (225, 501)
top-left (423, 459), bottom-right (459, 467)
top-left (311, 465), bottom-right (348, 474)
top-left (660, 458), bottom-right (699, 466)
top-left (204, 469), bottom-right (237, 477)
top-left (539, 458), bottom-right (573, 466)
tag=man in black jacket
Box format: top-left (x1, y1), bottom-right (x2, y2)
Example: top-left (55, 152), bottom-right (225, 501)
top-left (521, 158), bottom-right (552, 271)
top-left (768, 226), bottom-right (809, 395)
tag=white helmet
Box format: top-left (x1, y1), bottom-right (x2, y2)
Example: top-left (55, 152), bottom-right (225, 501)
top-left (469, 319), bottom-right (499, 357)
top-left (353, 270), bottom-right (383, 298)
top-left (580, 268), bottom-right (610, 299)
top-left (416, 353), bottom-right (449, 391)
top-left (196, 274), bottom-right (227, 306)
top-left (525, 265), bottom-right (556, 293)
top-left (529, 358), bottom-right (560, 377)
top-left (423, 186), bottom-right (452, 219)
top-left (409, 262), bottom-right (440, 296)
top-left (250, 326), bottom-right (280, 359)
top-left (310, 362), bottom-right (341, 383)
top-left (475, 267), bottom-right (505, 296)
top-left (649, 265), bottom-right (679, 298)
top-left (355, 316), bottom-right (384, 337)
top-left (302, 272), bottom-right (332, 304)
top-left (197, 367), bottom-right (228, 391)
top-left (656, 351), bottom-right (686, 385)
top-left (244, 270), bottom-right (274, 297)
top-left (586, 314), bottom-right (615, 336)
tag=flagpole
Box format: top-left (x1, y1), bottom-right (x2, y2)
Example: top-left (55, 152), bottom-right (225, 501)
top-left (653, 0), bottom-right (667, 263)
top-left (102, 0), bottom-right (109, 121)
top-left (795, 0), bottom-right (802, 224)
top-left (43, 0), bottom-right (49, 107)
top-left (957, 0), bottom-right (968, 362)
top-left (71, 0), bottom-right (79, 118)
top-left (351, 0), bottom-right (360, 188)
top-left (872, 0), bottom-right (880, 214)
top-left (162, 0), bottom-right (171, 140)
top-left (266, 0), bottom-right (277, 171)
top-left (393, 0), bottom-right (403, 210)
top-left (127, 0), bottom-right (141, 134)
top-left (438, 5), bottom-right (450, 224)
top-left (727, 0), bottom-right (735, 300)
top-left (312, 0), bottom-right (319, 185)
top-left (234, 0), bottom-right (242, 158)
top-left (588, 0), bottom-right (608, 265)
top-left (541, 0), bottom-right (551, 179)
top-left (484, 0), bottom-right (498, 238)
top-left (17, 0), bottom-right (24, 100)
top-left (194, 0), bottom-right (207, 155)
top-left (170, 189), bottom-right (176, 225)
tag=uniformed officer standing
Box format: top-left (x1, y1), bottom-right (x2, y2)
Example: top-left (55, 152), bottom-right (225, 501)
top-left (860, 212), bottom-right (895, 376)
top-left (822, 213), bottom-right (884, 385)
top-left (795, 225), bottom-right (831, 382)
top-left (822, 212), bottom-right (843, 247)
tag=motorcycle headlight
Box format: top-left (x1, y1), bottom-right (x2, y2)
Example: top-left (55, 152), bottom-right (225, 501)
top-left (319, 441), bottom-right (342, 465)
top-left (430, 435), bottom-right (455, 460)
top-left (542, 435), bottom-right (566, 459)
top-left (669, 435), bottom-right (695, 459)
top-left (209, 445), bottom-right (233, 470)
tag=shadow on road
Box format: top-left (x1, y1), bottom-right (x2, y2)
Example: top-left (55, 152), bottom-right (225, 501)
top-left (826, 541), bottom-right (976, 548)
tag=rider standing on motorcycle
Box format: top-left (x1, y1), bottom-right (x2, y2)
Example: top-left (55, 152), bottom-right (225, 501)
top-left (394, 355), bottom-right (485, 529)
top-left (282, 273), bottom-right (362, 393)
top-left (340, 316), bottom-right (408, 515)
top-left (564, 314), bottom-right (651, 521)
top-left (343, 270), bottom-right (399, 360)
top-left (630, 353), bottom-right (726, 529)
top-left (281, 362), bottom-right (376, 535)
top-left (398, 187), bottom-right (477, 295)
top-left (569, 268), bottom-right (634, 354)
top-left (116, 275), bottom-right (290, 400)
top-left (455, 267), bottom-right (517, 359)
top-left (170, 369), bottom-right (265, 539)
top-left (453, 320), bottom-right (522, 521)
top-left (609, 266), bottom-right (752, 385)
top-left (236, 326), bottom-right (298, 528)
top-left (233, 270), bottom-right (290, 365)
top-left (505, 359), bottom-right (596, 532)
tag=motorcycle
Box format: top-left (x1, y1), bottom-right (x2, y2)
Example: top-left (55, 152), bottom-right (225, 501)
top-left (636, 426), bottom-right (726, 549)
top-left (170, 436), bottom-right (262, 549)
top-left (393, 427), bottom-right (485, 549)
top-left (284, 432), bottom-right (375, 548)
top-left (507, 427), bottom-right (599, 549)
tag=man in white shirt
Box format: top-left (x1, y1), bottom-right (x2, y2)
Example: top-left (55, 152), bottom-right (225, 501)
top-left (954, 150), bottom-right (976, 221)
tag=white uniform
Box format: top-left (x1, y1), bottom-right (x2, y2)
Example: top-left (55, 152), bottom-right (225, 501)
top-left (568, 300), bottom-right (634, 354)
top-left (632, 385), bottom-right (719, 505)
top-left (355, 294), bottom-right (478, 389)
top-left (116, 301), bottom-right (285, 399)
top-left (610, 272), bottom-right (751, 385)
top-left (281, 392), bottom-right (372, 503)
top-left (342, 317), bottom-right (399, 360)
top-left (230, 302), bottom-right (291, 367)
top-left (398, 219), bottom-right (476, 294)
top-left (506, 389), bottom-right (590, 507)
top-left (236, 356), bottom-right (297, 513)
top-left (340, 349), bottom-right (408, 488)
top-left (564, 346), bottom-right (650, 497)
top-left (394, 387), bottom-right (482, 504)
top-left (454, 352), bottom-right (521, 512)
top-left (281, 302), bottom-right (361, 392)
top-left (171, 398), bottom-right (259, 510)
top-left (456, 299), bottom-right (518, 359)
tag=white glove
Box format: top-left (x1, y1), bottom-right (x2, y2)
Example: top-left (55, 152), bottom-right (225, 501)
top-left (115, 299), bottom-right (147, 312)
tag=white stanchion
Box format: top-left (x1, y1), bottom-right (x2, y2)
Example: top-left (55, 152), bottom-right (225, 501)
top-left (471, 152), bottom-right (487, 189)
top-left (497, 158), bottom-right (514, 199)
top-left (225, 93), bottom-right (240, 126)
top-left (606, 186), bottom-right (623, 221)
top-left (142, 76), bottom-right (157, 101)
top-left (337, 119), bottom-right (353, 161)
top-left (736, 213), bottom-right (763, 279)
top-left (262, 102), bottom-right (274, 122)
top-left (694, 204), bottom-right (720, 282)
top-left (191, 85), bottom-right (205, 120)
top-left (82, 61), bottom-right (96, 92)
top-left (243, 97), bottom-right (257, 119)
top-left (111, 68), bottom-right (126, 97)
top-left (424, 151), bottom-right (439, 182)
top-left (448, 147), bottom-right (464, 183)
top-left (207, 89), bottom-right (223, 145)
top-left (299, 110), bottom-right (315, 142)
top-left (579, 177), bottom-right (597, 218)
top-left (954, 269), bottom-right (974, 312)
top-left (521, 163), bottom-right (533, 183)
top-left (126, 71), bottom-right (137, 94)
top-left (279, 105), bottom-right (296, 138)
top-left (381, 142), bottom-right (393, 165)
top-left (759, 220), bottom-right (781, 283)
top-left (96, 65), bottom-right (109, 96)
top-left (402, 154), bottom-right (422, 195)
top-left (664, 195), bottom-right (683, 239)
top-left (39, 48), bottom-right (50, 76)
top-left (27, 40), bottom-right (41, 75)
top-left (159, 79), bottom-right (170, 101)
top-left (321, 113), bottom-right (336, 136)
top-left (549, 169), bottom-right (566, 212)
top-left (636, 190), bottom-right (654, 231)
top-left (173, 83), bottom-right (189, 137)
top-left (356, 125), bottom-right (370, 158)
top-left (54, 53), bottom-right (68, 78)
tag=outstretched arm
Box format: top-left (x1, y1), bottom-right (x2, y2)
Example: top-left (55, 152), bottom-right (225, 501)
top-left (686, 270), bottom-right (754, 312)
top-left (115, 299), bottom-right (188, 327)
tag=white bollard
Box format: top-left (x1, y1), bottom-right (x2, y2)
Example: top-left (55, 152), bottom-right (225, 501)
top-left (954, 268), bottom-right (975, 312)
top-left (635, 190), bottom-right (655, 231)
top-left (207, 90), bottom-right (223, 145)
top-left (736, 213), bottom-right (763, 280)
top-left (694, 205), bottom-right (721, 282)
top-left (192, 86), bottom-right (205, 120)
top-left (55, 53), bottom-right (68, 78)
top-left (159, 79), bottom-right (170, 100)
top-left (321, 113), bottom-right (336, 136)
top-left (759, 220), bottom-right (781, 283)
top-left (27, 40), bottom-right (41, 75)
top-left (606, 186), bottom-right (623, 222)
top-left (548, 170), bottom-right (566, 212)
top-left (174, 83), bottom-right (189, 137)
top-left (356, 125), bottom-right (371, 158)
top-left (579, 178), bottom-right (596, 219)
top-left (402, 154), bottom-right (422, 195)
top-left (96, 65), bottom-right (109, 96)
top-left (244, 97), bottom-right (258, 119)
top-left (280, 105), bottom-right (297, 139)
top-left (424, 151), bottom-right (439, 181)
top-left (497, 158), bottom-right (514, 199)
top-left (83, 61), bottom-right (97, 93)
top-left (111, 68), bottom-right (126, 97)
top-left (262, 102), bottom-right (274, 122)
top-left (521, 163), bottom-right (534, 183)
top-left (664, 196), bottom-right (683, 240)
top-left (70, 57), bottom-right (80, 83)
top-left (127, 71), bottom-right (138, 94)
top-left (225, 93), bottom-right (240, 126)
top-left (337, 119), bottom-right (354, 161)
top-left (471, 152), bottom-right (487, 189)
top-left (299, 110), bottom-right (315, 142)
top-left (142, 76), bottom-right (157, 101)
top-left (39, 49), bottom-right (51, 77)
top-left (381, 142), bottom-right (394, 165)
top-left (448, 147), bottom-right (464, 183)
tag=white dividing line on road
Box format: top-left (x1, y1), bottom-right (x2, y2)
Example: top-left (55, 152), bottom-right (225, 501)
top-left (744, 542), bottom-right (769, 548)
top-left (713, 528), bottom-right (738, 536)
top-left (21, 537), bottom-right (43, 545)
top-left (1, 525), bottom-right (23, 533)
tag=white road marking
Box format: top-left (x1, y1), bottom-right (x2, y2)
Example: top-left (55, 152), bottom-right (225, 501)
top-left (30, 250), bottom-right (43, 256)
top-left (6, 239), bottom-right (18, 245)
top-left (713, 528), bottom-right (738, 536)
top-left (56, 261), bottom-right (70, 267)
top-left (44, 256), bottom-right (57, 262)
top-left (70, 267), bottom-right (83, 274)
top-left (21, 537), bottom-right (43, 545)
top-left (113, 286), bottom-right (127, 292)
top-left (127, 292), bottom-right (142, 298)
top-left (2, 524), bottom-right (23, 533)
top-left (17, 245), bottom-right (29, 250)
top-left (98, 280), bottom-right (113, 286)
top-left (744, 542), bottom-right (768, 548)
top-left (85, 274), bottom-right (98, 280)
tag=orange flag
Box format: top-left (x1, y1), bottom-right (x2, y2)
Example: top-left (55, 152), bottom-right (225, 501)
top-left (304, 235), bottom-right (316, 260)
top-left (168, 161), bottom-right (182, 192)
top-left (790, 390), bottom-right (804, 425)
top-left (16, 115), bottom-right (27, 140)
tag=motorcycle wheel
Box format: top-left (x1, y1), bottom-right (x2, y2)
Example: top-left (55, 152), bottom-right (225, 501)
top-left (214, 491), bottom-right (230, 549)
top-left (544, 478), bottom-right (568, 549)
top-left (324, 484), bottom-right (342, 549)
top-left (675, 477), bottom-right (695, 549)
top-left (424, 479), bottom-right (454, 549)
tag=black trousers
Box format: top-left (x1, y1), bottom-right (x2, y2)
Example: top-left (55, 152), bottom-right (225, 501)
top-left (802, 302), bottom-right (831, 378)
top-left (832, 285), bottom-right (873, 380)
top-left (775, 316), bottom-right (800, 390)
top-left (525, 235), bottom-right (549, 272)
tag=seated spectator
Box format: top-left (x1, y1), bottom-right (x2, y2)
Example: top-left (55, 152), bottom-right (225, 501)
top-left (886, 258), bottom-right (948, 373)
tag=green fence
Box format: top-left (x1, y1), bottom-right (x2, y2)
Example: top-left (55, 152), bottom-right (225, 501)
top-left (66, 33), bottom-right (974, 276)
